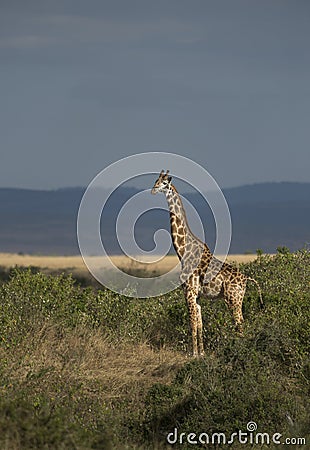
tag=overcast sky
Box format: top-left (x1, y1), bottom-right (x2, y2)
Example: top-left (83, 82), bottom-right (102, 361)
top-left (1, 0), bottom-right (309, 190)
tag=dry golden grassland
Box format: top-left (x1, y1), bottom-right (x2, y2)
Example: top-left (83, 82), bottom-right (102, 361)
top-left (0, 252), bottom-right (261, 276)
top-left (6, 323), bottom-right (186, 403)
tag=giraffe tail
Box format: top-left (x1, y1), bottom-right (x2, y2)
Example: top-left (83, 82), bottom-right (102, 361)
top-left (247, 277), bottom-right (264, 309)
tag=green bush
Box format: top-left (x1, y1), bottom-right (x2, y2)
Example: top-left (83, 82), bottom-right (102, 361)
top-left (0, 387), bottom-right (111, 449)
top-left (143, 339), bottom-right (309, 447)
top-left (0, 249), bottom-right (309, 449)
top-left (141, 249), bottom-right (310, 448)
top-left (0, 270), bottom-right (98, 347)
top-left (241, 248), bottom-right (310, 357)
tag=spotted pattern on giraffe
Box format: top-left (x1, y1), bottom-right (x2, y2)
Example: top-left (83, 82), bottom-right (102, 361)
top-left (151, 170), bottom-right (263, 356)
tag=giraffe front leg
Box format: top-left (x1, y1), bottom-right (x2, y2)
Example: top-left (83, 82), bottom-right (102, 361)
top-left (184, 278), bottom-right (200, 357)
top-left (188, 299), bottom-right (198, 356)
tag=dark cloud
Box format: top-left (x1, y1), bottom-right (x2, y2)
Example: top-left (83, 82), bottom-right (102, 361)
top-left (0, 0), bottom-right (309, 189)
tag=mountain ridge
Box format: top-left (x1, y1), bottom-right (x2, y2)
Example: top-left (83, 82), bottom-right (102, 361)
top-left (0, 182), bottom-right (309, 255)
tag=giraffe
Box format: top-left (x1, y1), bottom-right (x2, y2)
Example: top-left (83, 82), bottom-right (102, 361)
top-left (151, 170), bottom-right (263, 357)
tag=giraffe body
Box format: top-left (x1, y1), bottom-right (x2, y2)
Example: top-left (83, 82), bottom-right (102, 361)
top-left (152, 170), bottom-right (263, 356)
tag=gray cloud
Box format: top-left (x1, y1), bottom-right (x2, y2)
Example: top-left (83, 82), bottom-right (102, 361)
top-left (1, 0), bottom-right (309, 189)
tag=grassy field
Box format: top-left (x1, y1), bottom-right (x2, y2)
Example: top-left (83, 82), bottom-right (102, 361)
top-left (0, 249), bottom-right (309, 449)
top-left (0, 253), bottom-right (262, 282)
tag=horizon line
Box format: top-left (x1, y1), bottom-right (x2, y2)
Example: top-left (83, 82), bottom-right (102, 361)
top-left (0, 180), bottom-right (308, 193)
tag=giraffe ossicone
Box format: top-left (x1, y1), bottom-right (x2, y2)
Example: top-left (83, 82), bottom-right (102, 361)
top-left (152, 170), bottom-right (263, 357)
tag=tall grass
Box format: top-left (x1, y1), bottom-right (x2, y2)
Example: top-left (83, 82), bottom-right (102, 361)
top-left (0, 249), bottom-right (309, 448)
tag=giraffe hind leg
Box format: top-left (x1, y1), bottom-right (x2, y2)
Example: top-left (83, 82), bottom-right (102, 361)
top-left (224, 283), bottom-right (245, 334)
top-left (196, 303), bottom-right (205, 356)
top-left (232, 303), bottom-right (244, 334)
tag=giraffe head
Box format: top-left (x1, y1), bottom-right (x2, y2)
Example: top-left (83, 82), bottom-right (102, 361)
top-left (151, 170), bottom-right (172, 194)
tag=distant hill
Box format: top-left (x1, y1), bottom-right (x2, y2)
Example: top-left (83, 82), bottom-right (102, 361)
top-left (0, 182), bottom-right (309, 255)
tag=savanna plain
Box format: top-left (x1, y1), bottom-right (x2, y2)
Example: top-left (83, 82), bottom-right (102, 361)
top-left (0, 249), bottom-right (309, 449)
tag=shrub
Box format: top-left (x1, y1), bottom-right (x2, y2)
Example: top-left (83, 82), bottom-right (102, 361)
top-left (0, 270), bottom-right (98, 347)
top-left (141, 249), bottom-right (310, 448)
top-left (0, 249), bottom-right (308, 449)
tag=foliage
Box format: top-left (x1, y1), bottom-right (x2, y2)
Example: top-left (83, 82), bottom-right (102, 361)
top-left (0, 249), bottom-right (309, 449)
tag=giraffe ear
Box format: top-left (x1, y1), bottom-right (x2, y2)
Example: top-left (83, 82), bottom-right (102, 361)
top-left (167, 176), bottom-right (172, 183)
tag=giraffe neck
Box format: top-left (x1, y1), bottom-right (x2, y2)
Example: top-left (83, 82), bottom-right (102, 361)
top-left (165, 185), bottom-right (195, 260)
